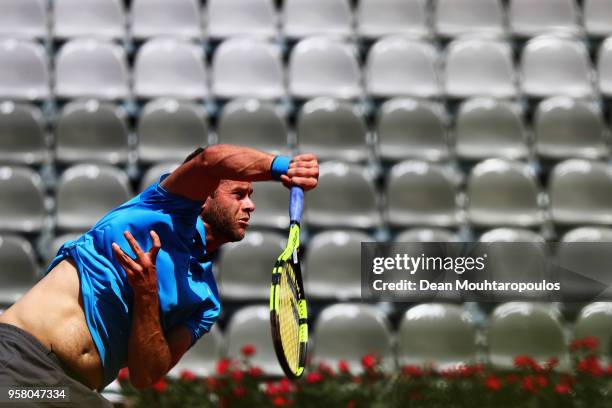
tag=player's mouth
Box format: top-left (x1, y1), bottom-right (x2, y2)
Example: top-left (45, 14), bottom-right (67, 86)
top-left (238, 219), bottom-right (249, 228)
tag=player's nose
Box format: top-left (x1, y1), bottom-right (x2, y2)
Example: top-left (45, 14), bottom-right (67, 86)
top-left (243, 196), bottom-right (255, 213)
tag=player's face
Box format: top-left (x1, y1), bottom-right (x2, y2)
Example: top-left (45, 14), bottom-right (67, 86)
top-left (201, 180), bottom-right (255, 242)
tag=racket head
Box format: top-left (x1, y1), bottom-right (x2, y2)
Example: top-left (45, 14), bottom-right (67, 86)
top-left (270, 250), bottom-right (308, 378)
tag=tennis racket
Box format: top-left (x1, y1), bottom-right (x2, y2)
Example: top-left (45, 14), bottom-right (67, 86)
top-left (270, 186), bottom-right (308, 378)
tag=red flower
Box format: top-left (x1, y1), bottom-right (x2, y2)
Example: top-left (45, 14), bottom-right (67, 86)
top-left (305, 372), bottom-right (323, 384)
top-left (217, 358), bottom-right (232, 376)
top-left (273, 396), bottom-right (290, 407)
top-left (545, 357), bottom-right (559, 371)
top-left (278, 378), bottom-right (293, 394)
top-left (578, 356), bottom-right (604, 376)
top-left (151, 378), bottom-right (167, 393)
top-left (117, 368), bottom-right (129, 382)
top-left (233, 386), bottom-right (247, 398)
top-left (401, 365), bottom-right (423, 378)
top-left (571, 336), bottom-right (600, 352)
top-left (231, 370), bottom-right (245, 382)
top-left (536, 375), bottom-right (548, 387)
top-left (555, 383), bottom-right (572, 395)
top-left (522, 376), bottom-right (537, 393)
top-left (180, 370), bottom-right (197, 381)
top-left (346, 401), bottom-right (356, 408)
top-left (361, 354), bottom-right (377, 370)
top-left (485, 375), bottom-right (502, 391)
top-left (514, 355), bottom-right (539, 370)
top-left (206, 377), bottom-right (218, 391)
top-left (265, 381), bottom-right (279, 397)
top-left (338, 360), bottom-right (351, 374)
top-left (248, 366), bottom-right (264, 378)
top-left (318, 362), bottom-right (335, 376)
top-left (241, 344), bottom-right (256, 357)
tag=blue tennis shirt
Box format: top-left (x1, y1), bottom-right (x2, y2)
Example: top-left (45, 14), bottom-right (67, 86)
top-left (47, 174), bottom-right (221, 388)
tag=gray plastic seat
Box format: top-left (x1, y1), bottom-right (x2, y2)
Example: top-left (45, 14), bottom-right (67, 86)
top-left (0, 167), bottom-right (45, 233)
top-left (313, 303), bottom-right (394, 373)
top-left (169, 326), bottom-right (224, 377)
top-left (56, 100), bottom-right (129, 165)
top-left (510, 0), bottom-right (582, 37)
top-left (54, 0), bottom-right (125, 40)
top-left (207, 0), bottom-right (278, 39)
top-left (0, 235), bottom-right (39, 305)
top-left (131, 0), bottom-right (202, 40)
top-left (387, 161), bottom-right (459, 227)
top-left (455, 98), bottom-right (528, 161)
top-left (134, 38), bottom-right (208, 100)
top-left (574, 302), bottom-right (612, 359)
top-left (305, 162), bottom-right (381, 229)
top-left (395, 228), bottom-right (458, 243)
top-left (0, 39), bottom-right (49, 101)
top-left (137, 98), bottom-right (208, 164)
top-left (212, 38), bottom-right (284, 100)
top-left (356, 0), bottom-right (430, 39)
top-left (365, 37), bottom-right (441, 99)
top-left (535, 97), bottom-right (608, 160)
top-left (138, 162), bottom-right (180, 193)
top-left (549, 160), bottom-right (612, 225)
top-left (376, 99), bottom-right (448, 162)
top-left (585, 0), bottom-right (612, 38)
top-left (0, 102), bottom-right (48, 165)
top-left (435, 0), bottom-right (505, 38)
top-left (521, 36), bottom-right (594, 99)
top-left (248, 182), bottom-right (290, 229)
top-left (467, 159), bottom-right (543, 227)
top-left (445, 38), bottom-right (517, 99)
top-left (488, 302), bottom-right (568, 370)
top-left (218, 231), bottom-right (285, 300)
top-left (398, 303), bottom-right (477, 370)
top-left (0, 0), bottom-right (47, 40)
top-left (597, 37), bottom-right (612, 97)
top-left (56, 164), bottom-right (132, 231)
top-left (289, 37), bottom-right (361, 100)
top-left (305, 230), bottom-right (370, 300)
top-left (217, 99), bottom-right (288, 156)
top-left (55, 39), bottom-right (129, 100)
top-left (225, 305), bottom-right (283, 375)
top-left (297, 98), bottom-right (369, 162)
top-left (283, 0), bottom-right (352, 39)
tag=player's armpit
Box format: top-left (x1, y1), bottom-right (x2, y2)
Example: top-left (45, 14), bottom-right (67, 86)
top-left (166, 324), bottom-right (194, 370)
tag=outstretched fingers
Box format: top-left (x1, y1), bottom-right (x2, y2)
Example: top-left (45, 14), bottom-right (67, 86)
top-left (112, 242), bottom-right (140, 272)
top-left (149, 230), bottom-right (161, 262)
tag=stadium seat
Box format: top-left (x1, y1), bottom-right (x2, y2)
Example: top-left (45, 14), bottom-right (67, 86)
top-left (521, 36), bottom-right (594, 99)
top-left (534, 97), bottom-right (607, 160)
top-left (217, 231), bottom-right (285, 300)
top-left (225, 305), bottom-right (283, 375)
top-left (597, 37), bottom-right (612, 97)
top-left (304, 230), bottom-right (370, 300)
top-left (56, 100), bottom-right (129, 165)
top-left (248, 181), bottom-right (290, 229)
top-left (488, 302), bottom-right (568, 369)
top-left (509, 0), bottom-right (582, 37)
top-left (386, 161), bottom-right (459, 228)
top-left (455, 98), bottom-right (528, 161)
top-left (137, 98), bottom-right (208, 164)
top-left (169, 326), bottom-right (224, 377)
top-left (138, 162), bottom-right (180, 193)
top-left (376, 99), bottom-right (448, 162)
top-left (296, 98), bottom-right (369, 162)
top-left (356, 0), bottom-right (430, 39)
top-left (549, 160), bottom-right (612, 225)
top-left (131, 0), bottom-right (202, 40)
top-left (0, 166), bottom-right (45, 233)
top-left (365, 37), bottom-right (441, 99)
top-left (0, 0), bottom-right (47, 40)
top-left (207, 0), bottom-right (278, 39)
top-left (0, 102), bottom-right (48, 166)
top-left (312, 303), bottom-right (394, 373)
top-left (216, 99), bottom-right (289, 156)
top-left (466, 159), bottom-right (543, 227)
top-left (53, 0), bottom-right (125, 40)
top-left (395, 228), bottom-right (458, 243)
top-left (55, 39), bottom-right (129, 100)
top-left (134, 38), bottom-right (208, 100)
top-left (397, 303), bottom-right (477, 370)
top-left (585, 0), bottom-right (612, 38)
top-left (305, 162), bottom-right (381, 229)
top-left (211, 38), bottom-right (284, 100)
top-left (435, 0), bottom-right (505, 38)
top-left (0, 235), bottom-right (39, 305)
top-left (288, 37), bottom-right (361, 100)
top-left (55, 164), bottom-right (132, 231)
top-left (0, 39), bottom-right (50, 101)
top-left (444, 38), bottom-right (517, 99)
top-left (574, 302), bottom-right (612, 359)
top-left (283, 0), bottom-right (352, 39)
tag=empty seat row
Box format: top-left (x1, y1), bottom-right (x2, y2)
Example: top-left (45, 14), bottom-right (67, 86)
top-left (5, 35), bottom-right (612, 101)
top-left (3, 0), bottom-right (612, 41)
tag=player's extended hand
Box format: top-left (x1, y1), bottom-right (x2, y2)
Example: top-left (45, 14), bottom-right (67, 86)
top-left (112, 230), bottom-right (161, 296)
top-left (281, 154), bottom-right (319, 191)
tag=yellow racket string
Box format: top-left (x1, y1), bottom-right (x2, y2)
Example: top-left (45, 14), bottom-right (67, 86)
top-left (277, 263), bottom-right (301, 373)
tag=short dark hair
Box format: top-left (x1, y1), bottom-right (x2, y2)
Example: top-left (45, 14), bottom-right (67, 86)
top-left (183, 147), bottom-right (205, 164)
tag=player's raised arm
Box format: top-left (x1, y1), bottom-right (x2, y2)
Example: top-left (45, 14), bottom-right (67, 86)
top-left (161, 144), bottom-right (319, 201)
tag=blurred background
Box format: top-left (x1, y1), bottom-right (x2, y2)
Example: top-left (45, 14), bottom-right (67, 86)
top-left (1, 0), bottom-right (612, 402)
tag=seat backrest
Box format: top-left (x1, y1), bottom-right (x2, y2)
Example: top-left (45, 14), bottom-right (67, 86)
top-left (169, 326), bottom-right (224, 377)
top-left (597, 37), bottom-right (612, 97)
top-left (0, 102), bottom-right (47, 165)
top-left (0, 39), bottom-right (50, 100)
top-left (510, 0), bottom-right (581, 37)
top-left (283, 0), bottom-right (352, 39)
top-left (574, 302), bottom-right (612, 359)
top-left (435, 0), bottom-right (505, 38)
top-left (0, 166), bottom-right (45, 233)
top-left (54, 0), bottom-right (125, 40)
top-left (207, 0), bottom-right (278, 39)
top-left (248, 181), bottom-right (290, 229)
top-left (131, 0), bottom-right (201, 40)
top-left (0, 234), bottom-right (39, 305)
top-left (138, 162), bottom-right (180, 193)
top-left (357, 0), bottom-right (429, 39)
top-left (585, 0), bottom-right (612, 37)
top-left (0, 0), bottom-right (48, 39)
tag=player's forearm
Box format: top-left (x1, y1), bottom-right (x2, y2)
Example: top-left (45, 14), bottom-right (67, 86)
top-left (127, 292), bottom-right (171, 389)
top-left (194, 144), bottom-right (276, 182)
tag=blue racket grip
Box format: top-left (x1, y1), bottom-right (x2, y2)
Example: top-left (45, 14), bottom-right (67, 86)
top-left (289, 186), bottom-right (304, 225)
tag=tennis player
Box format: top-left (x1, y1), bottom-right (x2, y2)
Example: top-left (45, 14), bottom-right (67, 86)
top-left (0, 145), bottom-right (319, 406)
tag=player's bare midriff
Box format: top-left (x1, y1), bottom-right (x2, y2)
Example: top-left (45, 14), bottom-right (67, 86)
top-left (0, 259), bottom-right (104, 390)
